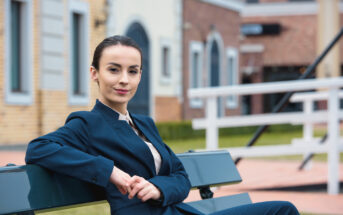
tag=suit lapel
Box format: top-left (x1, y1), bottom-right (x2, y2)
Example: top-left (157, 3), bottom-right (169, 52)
top-left (131, 114), bottom-right (170, 176)
top-left (92, 100), bottom-right (156, 176)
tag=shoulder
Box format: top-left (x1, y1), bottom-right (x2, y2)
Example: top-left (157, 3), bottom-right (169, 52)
top-left (131, 113), bottom-right (155, 125)
top-left (65, 111), bottom-right (102, 125)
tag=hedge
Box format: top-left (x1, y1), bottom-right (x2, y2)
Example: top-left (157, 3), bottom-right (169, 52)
top-left (155, 121), bottom-right (302, 141)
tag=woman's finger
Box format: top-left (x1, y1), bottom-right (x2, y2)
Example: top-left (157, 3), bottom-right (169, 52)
top-left (128, 178), bottom-right (145, 199)
top-left (137, 186), bottom-right (151, 200)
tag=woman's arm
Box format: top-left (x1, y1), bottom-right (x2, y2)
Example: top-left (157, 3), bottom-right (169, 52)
top-left (25, 113), bottom-right (114, 188)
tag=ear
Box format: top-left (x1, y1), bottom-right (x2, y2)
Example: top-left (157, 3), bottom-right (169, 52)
top-left (90, 66), bottom-right (99, 83)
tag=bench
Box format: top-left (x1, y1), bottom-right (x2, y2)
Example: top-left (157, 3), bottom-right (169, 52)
top-left (0, 150), bottom-right (251, 215)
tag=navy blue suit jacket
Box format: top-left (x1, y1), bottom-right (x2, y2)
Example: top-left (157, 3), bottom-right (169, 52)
top-left (26, 100), bottom-right (201, 215)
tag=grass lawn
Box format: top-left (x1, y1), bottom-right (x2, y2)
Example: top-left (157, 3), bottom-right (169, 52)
top-left (36, 128), bottom-right (341, 214)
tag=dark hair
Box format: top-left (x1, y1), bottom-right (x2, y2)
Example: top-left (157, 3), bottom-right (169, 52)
top-left (91, 35), bottom-right (143, 70)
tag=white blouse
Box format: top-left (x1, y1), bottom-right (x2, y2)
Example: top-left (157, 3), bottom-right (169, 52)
top-left (117, 111), bottom-right (162, 174)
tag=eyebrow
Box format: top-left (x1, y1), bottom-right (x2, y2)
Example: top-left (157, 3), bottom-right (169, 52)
top-left (107, 62), bottom-right (140, 69)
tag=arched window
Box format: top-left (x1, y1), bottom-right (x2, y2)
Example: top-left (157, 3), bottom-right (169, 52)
top-left (209, 39), bottom-right (222, 116)
top-left (126, 22), bottom-right (150, 115)
top-left (210, 40), bottom-right (220, 87)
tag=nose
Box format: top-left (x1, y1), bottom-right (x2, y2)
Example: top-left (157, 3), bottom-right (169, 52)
top-left (119, 70), bottom-right (129, 84)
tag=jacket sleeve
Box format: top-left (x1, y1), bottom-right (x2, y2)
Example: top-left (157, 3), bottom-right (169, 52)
top-left (25, 113), bottom-right (114, 188)
top-left (146, 118), bottom-right (191, 207)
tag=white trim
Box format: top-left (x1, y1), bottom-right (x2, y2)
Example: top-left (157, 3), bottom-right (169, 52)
top-left (240, 44), bottom-right (264, 53)
top-left (189, 41), bottom-right (204, 109)
top-left (160, 38), bottom-right (172, 85)
top-left (4, 0), bottom-right (34, 105)
top-left (225, 47), bottom-right (239, 109)
top-left (68, 0), bottom-right (90, 106)
top-left (176, 0), bottom-right (183, 103)
top-left (201, 0), bottom-right (243, 12)
top-left (242, 1), bottom-right (318, 17)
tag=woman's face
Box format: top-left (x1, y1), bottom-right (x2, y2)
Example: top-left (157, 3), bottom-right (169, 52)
top-left (90, 45), bottom-right (142, 112)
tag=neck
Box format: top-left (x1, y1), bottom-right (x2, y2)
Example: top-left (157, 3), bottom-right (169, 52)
top-left (99, 98), bottom-right (127, 115)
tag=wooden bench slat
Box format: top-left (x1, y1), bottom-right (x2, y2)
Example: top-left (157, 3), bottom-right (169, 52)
top-left (0, 151), bottom-right (250, 214)
top-left (185, 193), bottom-right (252, 214)
top-left (177, 151), bottom-right (242, 187)
top-left (0, 165), bottom-right (105, 214)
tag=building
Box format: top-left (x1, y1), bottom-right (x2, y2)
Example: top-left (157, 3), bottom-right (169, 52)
top-left (240, 0), bottom-right (343, 114)
top-left (107, 0), bottom-right (184, 122)
top-left (0, 0), bottom-right (107, 145)
top-left (2, 0), bottom-right (342, 146)
top-left (182, 0), bottom-right (242, 119)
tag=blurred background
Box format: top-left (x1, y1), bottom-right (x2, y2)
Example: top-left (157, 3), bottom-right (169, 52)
top-left (1, 1), bottom-right (343, 214)
top-left (1, 0), bottom-right (343, 147)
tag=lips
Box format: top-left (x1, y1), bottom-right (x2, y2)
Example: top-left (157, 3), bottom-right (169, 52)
top-left (115, 89), bottom-right (129, 95)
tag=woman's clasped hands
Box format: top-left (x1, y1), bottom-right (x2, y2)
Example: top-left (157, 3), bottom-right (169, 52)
top-left (110, 166), bottom-right (161, 202)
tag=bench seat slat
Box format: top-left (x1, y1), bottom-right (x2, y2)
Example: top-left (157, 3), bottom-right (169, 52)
top-left (185, 193), bottom-right (252, 214)
top-left (0, 151), bottom-right (250, 214)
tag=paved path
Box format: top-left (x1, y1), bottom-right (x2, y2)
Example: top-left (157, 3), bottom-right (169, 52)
top-left (185, 159), bottom-right (343, 215)
top-left (1, 151), bottom-right (342, 214)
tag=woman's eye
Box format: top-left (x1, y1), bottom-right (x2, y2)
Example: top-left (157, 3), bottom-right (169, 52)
top-left (109, 68), bottom-right (118, 73)
top-left (129, 70), bottom-right (138, 74)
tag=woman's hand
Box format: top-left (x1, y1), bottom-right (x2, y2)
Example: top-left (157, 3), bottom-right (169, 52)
top-left (110, 166), bottom-right (132, 195)
top-left (128, 175), bottom-right (161, 202)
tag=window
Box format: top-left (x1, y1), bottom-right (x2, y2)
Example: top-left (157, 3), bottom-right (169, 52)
top-left (288, 0), bottom-right (314, 2)
top-left (226, 48), bottom-right (239, 109)
top-left (160, 39), bottom-right (172, 84)
top-left (69, 1), bottom-right (89, 105)
top-left (189, 41), bottom-right (204, 108)
top-left (246, 0), bottom-right (259, 3)
top-left (5, 0), bottom-right (33, 105)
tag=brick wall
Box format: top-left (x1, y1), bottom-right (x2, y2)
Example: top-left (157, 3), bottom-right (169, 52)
top-left (0, 0), bottom-right (106, 145)
top-left (0, 0), bottom-right (40, 144)
top-left (242, 14), bottom-right (317, 66)
top-left (182, 0), bottom-right (241, 120)
top-left (155, 97), bottom-right (182, 122)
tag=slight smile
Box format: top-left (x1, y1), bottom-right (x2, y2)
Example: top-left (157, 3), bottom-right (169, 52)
top-left (115, 89), bottom-right (129, 95)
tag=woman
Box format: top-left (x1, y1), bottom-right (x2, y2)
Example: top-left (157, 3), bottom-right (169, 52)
top-left (26, 35), bottom-right (299, 215)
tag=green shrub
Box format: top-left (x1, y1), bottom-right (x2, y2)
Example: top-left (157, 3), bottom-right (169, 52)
top-left (156, 121), bottom-right (205, 141)
top-left (156, 121), bottom-right (303, 141)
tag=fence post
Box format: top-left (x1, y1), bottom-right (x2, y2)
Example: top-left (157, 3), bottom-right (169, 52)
top-left (303, 98), bottom-right (314, 170)
top-left (328, 87), bottom-right (340, 194)
top-left (206, 97), bottom-right (218, 150)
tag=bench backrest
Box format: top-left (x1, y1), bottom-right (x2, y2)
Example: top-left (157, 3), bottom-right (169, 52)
top-left (0, 151), bottom-right (244, 214)
top-left (177, 151), bottom-right (242, 188)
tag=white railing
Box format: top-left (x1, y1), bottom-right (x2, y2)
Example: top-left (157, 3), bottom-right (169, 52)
top-left (188, 77), bottom-right (343, 195)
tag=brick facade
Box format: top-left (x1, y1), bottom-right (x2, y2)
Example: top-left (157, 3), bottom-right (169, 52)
top-left (182, 0), bottom-right (241, 120)
top-left (241, 6), bottom-right (343, 113)
top-left (0, 0), bottom-right (106, 145)
top-left (155, 97), bottom-right (182, 122)
top-left (242, 14), bottom-right (317, 66)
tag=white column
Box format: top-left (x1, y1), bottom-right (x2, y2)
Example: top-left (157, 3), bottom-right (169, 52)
top-left (206, 97), bottom-right (218, 150)
top-left (303, 99), bottom-right (314, 170)
top-left (328, 87), bottom-right (340, 194)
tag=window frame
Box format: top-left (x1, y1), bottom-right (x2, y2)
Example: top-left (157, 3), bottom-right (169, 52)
top-left (189, 41), bottom-right (204, 108)
top-left (4, 0), bottom-right (33, 105)
top-left (160, 39), bottom-right (172, 85)
top-left (68, 0), bottom-right (89, 106)
top-left (226, 47), bottom-right (239, 109)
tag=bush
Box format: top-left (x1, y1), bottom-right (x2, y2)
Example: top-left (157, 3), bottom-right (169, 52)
top-left (156, 121), bottom-right (302, 141)
top-left (156, 121), bottom-right (205, 141)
